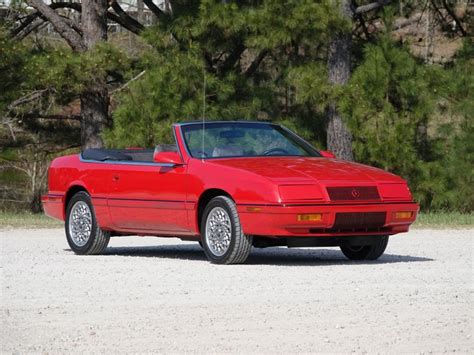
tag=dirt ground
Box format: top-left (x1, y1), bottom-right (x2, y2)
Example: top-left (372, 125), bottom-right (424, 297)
top-left (1, 228), bottom-right (472, 353)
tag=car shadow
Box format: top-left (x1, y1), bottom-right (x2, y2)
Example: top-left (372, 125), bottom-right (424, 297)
top-left (93, 244), bottom-right (434, 266)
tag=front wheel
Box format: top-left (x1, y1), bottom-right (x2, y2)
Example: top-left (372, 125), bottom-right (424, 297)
top-left (201, 196), bottom-right (252, 264)
top-left (340, 236), bottom-right (389, 261)
top-left (65, 191), bottom-right (110, 255)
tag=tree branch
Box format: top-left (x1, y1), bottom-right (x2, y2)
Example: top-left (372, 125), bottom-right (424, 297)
top-left (354, 0), bottom-right (390, 15)
top-left (352, 0), bottom-right (372, 39)
top-left (392, 15), bottom-right (422, 31)
top-left (18, 17), bottom-right (81, 40)
top-left (8, 89), bottom-right (50, 110)
top-left (244, 49), bottom-right (269, 78)
top-left (430, 0), bottom-right (447, 23)
top-left (218, 41), bottom-right (246, 75)
top-left (13, 2), bottom-right (144, 39)
top-left (22, 113), bottom-right (82, 121)
top-left (110, 70), bottom-right (146, 95)
top-left (25, 0), bottom-right (86, 51)
top-left (11, 11), bottom-right (42, 37)
top-left (12, 3), bottom-right (83, 36)
top-left (143, 0), bottom-right (169, 21)
top-left (441, 0), bottom-right (467, 36)
top-left (202, 51), bottom-right (216, 73)
top-left (110, 1), bottom-right (144, 34)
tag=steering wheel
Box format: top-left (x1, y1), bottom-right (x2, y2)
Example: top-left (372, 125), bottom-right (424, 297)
top-left (262, 147), bottom-right (290, 156)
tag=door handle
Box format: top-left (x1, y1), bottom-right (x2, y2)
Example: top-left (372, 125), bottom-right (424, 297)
top-left (112, 174), bottom-right (120, 181)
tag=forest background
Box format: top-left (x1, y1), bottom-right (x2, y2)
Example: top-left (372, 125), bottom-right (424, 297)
top-left (0, 0), bottom-right (472, 214)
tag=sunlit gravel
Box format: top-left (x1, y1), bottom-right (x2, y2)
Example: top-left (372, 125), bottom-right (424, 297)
top-left (1, 228), bottom-right (472, 353)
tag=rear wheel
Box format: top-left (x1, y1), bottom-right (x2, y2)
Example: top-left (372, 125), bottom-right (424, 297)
top-left (340, 236), bottom-right (389, 260)
top-left (201, 196), bottom-right (252, 264)
top-left (65, 191), bottom-right (110, 255)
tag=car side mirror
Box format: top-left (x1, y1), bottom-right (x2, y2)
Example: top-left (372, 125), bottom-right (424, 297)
top-left (320, 150), bottom-right (336, 159)
top-left (153, 151), bottom-right (183, 166)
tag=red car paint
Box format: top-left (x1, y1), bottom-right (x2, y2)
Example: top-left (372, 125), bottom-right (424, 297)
top-left (42, 123), bottom-right (418, 239)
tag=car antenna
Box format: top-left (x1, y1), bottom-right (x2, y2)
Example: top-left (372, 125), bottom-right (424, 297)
top-left (201, 67), bottom-right (206, 163)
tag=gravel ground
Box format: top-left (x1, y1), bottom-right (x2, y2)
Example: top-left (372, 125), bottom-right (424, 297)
top-left (1, 228), bottom-right (473, 353)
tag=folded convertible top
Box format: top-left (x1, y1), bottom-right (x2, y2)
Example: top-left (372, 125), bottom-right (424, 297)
top-left (82, 149), bottom-right (137, 161)
top-left (81, 146), bottom-right (176, 162)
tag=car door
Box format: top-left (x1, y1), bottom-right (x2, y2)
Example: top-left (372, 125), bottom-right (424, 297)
top-left (107, 162), bottom-right (191, 233)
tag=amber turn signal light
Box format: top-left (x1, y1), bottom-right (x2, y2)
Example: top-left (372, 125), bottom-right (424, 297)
top-left (394, 211), bottom-right (413, 219)
top-left (297, 213), bottom-right (323, 222)
top-left (246, 207), bottom-right (262, 212)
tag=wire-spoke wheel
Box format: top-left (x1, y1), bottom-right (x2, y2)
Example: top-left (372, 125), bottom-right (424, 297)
top-left (206, 207), bottom-right (232, 256)
top-left (201, 196), bottom-right (252, 264)
top-left (68, 201), bottom-right (92, 247)
top-left (65, 191), bottom-right (110, 255)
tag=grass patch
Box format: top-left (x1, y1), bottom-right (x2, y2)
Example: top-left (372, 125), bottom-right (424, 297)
top-left (0, 211), bottom-right (472, 230)
top-left (0, 212), bottom-right (62, 229)
top-left (413, 212), bottom-right (473, 229)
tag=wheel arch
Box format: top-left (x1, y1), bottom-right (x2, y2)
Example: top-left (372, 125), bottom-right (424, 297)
top-left (64, 185), bottom-right (89, 216)
top-left (196, 188), bottom-right (233, 233)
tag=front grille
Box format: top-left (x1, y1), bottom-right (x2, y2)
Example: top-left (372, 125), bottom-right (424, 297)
top-left (327, 186), bottom-right (380, 201)
top-left (333, 212), bottom-right (386, 230)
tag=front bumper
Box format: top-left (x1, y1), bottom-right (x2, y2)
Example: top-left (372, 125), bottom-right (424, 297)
top-left (237, 202), bottom-right (419, 237)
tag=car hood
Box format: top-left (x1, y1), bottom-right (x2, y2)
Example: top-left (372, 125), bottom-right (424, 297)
top-left (208, 157), bottom-right (404, 184)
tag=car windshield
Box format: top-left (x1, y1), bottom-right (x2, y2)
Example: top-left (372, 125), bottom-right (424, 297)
top-left (180, 122), bottom-right (320, 159)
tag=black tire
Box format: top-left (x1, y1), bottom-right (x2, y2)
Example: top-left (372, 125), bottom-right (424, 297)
top-left (201, 196), bottom-right (252, 264)
top-left (65, 191), bottom-right (110, 255)
top-left (340, 236), bottom-right (389, 261)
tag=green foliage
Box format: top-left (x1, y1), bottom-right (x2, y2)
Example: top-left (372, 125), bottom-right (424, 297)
top-left (340, 36), bottom-right (430, 176)
top-left (339, 36), bottom-right (473, 211)
top-left (1, 28), bottom-right (131, 115)
top-left (3, 3), bottom-right (473, 213)
top-left (430, 39), bottom-right (474, 211)
top-left (105, 42), bottom-right (266, 147)
top-left (1, 28), bottom-right (132, 212)
top-left (0, 29), bottom-right (32, 114)
top-left (243, 0), bottom-right (348, 49)
top-left (434, 120), bottom-right (474, 212)
top-left (105, 0), bottom-right (344, 148)
top-left (287, 22), bottom-right (473, 213)
top-left (25, 43), bottom-right (131, 104)
top-left (287, 62), bottom-right (331, 107)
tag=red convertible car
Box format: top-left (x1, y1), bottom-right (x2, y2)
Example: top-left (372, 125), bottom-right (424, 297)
top-left (42, 121), bottom-right (418, 264)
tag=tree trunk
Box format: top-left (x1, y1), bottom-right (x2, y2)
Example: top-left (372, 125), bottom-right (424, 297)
top-left (137, 0), bottom-right (145, 24)
top-left (326, 0), bottom-right (354, 161)
top-left (80, 89), bottom-right (109, 148)
top-left (81, 0), bottom-right (108, 148)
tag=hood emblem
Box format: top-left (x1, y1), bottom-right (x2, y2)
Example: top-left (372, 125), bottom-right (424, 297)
top-left (351, 188), bottom-right (360, 198)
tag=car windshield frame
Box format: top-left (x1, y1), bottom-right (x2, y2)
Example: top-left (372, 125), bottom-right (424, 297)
top-left (178, 121), bottom-right (321, 159)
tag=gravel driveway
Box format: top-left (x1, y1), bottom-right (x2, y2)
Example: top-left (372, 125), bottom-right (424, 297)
top-left (1, 228), bottom-right (472, 353)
